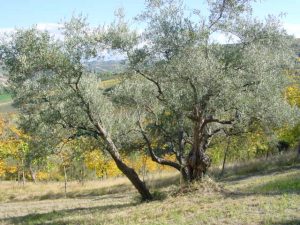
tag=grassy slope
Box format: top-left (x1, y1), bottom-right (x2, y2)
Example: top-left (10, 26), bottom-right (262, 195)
top-left (0, 153), bottom-right (299, 225)
top-left (0, 94), bottom-right (14, 114)
top-left (0, 94), bottom-right (11, 103)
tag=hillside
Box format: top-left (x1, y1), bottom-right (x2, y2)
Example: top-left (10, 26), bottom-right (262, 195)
top-left (0, 59), bottom-right (125, 86)
top-left (85, 59), bottom-right (127, 74)
top-left (0, 153), bottom-right (299, 225)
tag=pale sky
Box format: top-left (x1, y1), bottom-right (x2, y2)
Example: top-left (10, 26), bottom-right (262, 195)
top-left (0, 0), bottom-right (299, 37)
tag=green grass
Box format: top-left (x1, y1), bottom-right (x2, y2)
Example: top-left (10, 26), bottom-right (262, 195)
top-left (0, 94), bottom-right (11, 103)
top-left (0, 93), bottom-right (15, 113)
top-left (251, 173), bottom-right (300, 194)
top-left (0, 155), bottom-right (299, 225)
top-left (99, 78), bottom-right (120, 89)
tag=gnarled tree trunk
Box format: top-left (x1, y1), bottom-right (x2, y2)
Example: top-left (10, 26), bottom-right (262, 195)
top-left (97, 124), bottom-right (153, 201)
top-left (187, 147), bottom-right (211, 181)
top-left (111, 154), bottom-right (153, 201)
top-left (186, 119), bottom-right (211, 181)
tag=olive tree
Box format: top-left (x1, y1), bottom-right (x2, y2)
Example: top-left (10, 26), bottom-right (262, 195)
top-left (111, 0), bottom-right (299, 181)
top-left (0, 17), bottom-right (152, 200)
top-left (1, 0), bottom-right (298, 196)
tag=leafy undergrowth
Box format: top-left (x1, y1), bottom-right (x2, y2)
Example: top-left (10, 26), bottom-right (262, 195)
top-left (0, 156), bottom-right (299, 225)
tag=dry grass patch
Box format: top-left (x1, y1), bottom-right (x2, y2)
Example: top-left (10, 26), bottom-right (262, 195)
top-left (0, 178), bottom-right (130, 203)
top-left (0, 162), bottom-right (299, 225)
top-left (0, 172), bottom-right (178, 203)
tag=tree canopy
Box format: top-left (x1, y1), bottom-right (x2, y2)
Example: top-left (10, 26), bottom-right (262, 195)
top-left (112, 0), bottom-right (299, 180)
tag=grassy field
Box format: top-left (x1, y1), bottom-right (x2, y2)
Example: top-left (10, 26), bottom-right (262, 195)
top-left (0, 94), bottom-right (11, 103)
top-left (0, 153), bottom-right (299, 225)
top-left (99, 78), bottom-right (120, 89)
top-left (0, 94), bottom-right (15, 114)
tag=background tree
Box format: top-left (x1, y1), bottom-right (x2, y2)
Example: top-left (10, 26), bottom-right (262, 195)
top-left (0, 114), bottom-right (36, 183)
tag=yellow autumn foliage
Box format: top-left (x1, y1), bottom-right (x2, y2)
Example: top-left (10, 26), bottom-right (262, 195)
top-left (36, 171), bottom-right (50, 181)
top-left (84, 150), bottom-right (107, 177)
top-left (0, 160), bottom-right (5, 176)
top-left (0, 114), bottom-right (32, 179)
top-left (84, 149), bottom-right (176, 178)
top-left (285, 84), bottom-right (300, 107)
top-left (0, 117), bottom-right (4, 136)
top-left (159, 154), bottom-right (177, 172)
top-left (141, 154), bottom-right (159, 172)
top-left (106, 160), bottom-right (122, 177)
top-left (5, 165), bottom-right (18, 174)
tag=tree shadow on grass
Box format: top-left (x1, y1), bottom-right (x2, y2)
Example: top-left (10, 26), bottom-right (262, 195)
top-left (35, 174), bottom-right (179, 202)
top-left (270, 219), bottom-right (300, 225)
top-left (66, 183), bottom-right (132, 199)
top-left (221, 189), bottom-right (299, 200)
top-left (1, 201), bottom-right (139, 225)
top-left (217, 165), bottom-right (300, 200)
top-left (220, 172), bottom-right (300, 199)
top-left (147, 174), bottom-right (180, 189)
top-left (33, 183), bottom-right (132, 201)
top-left (8, 174), bottom-right (180, 203)
top-left (216, 164), bottom-right (300, 183)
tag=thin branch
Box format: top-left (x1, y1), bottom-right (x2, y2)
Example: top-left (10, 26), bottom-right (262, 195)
top-left (188, 79), bottom-right (198, 104)
top-left (207, 128), bottom-right (223, 138)
top-left (137, 115), bottom-right (182, 171)
top-left (204, 116), bottom-right (234, 126)
top-left (135, 69), bottom-right (165, 101)
top-left (208, 0), bottom-right (227, 29)
top-left (68, 72), bottom-right (103, 131)
top-left (144, 106), bottom-right (178, 154)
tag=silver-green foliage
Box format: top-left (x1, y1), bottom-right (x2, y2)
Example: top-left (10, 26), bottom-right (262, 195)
top-left (0, 17), bottom-right (136, 150)
top-left (111, 0), bottom-right (299, 178)
top-left (0, 0), bottom-right (299, 181)
top-left (0, 15), bottom-right (155, 199)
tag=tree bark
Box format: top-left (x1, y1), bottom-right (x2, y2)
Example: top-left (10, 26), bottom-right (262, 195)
top-left (220, 137), bottom-right (230, 176)
top-left (112, 154), bottom-right (153, 201)
top-left (187, 147), bottom-right (211, 181)
top-left (21, 160), bottom-right (26, 187)
top-left (180, 166), bottom-right (190, 182)
top-left (17, 170), bottom-right (21, 184)
top-left (29, 166), bottom-right (37, 183)
top-left (22, 169), bottom-right (26, 187)
top-left (97, 124), bottom-right (153, 201)
top-left (63, 165), bottom-right (67, 198)
top-left (186, 120), bottom-right (211, 181)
